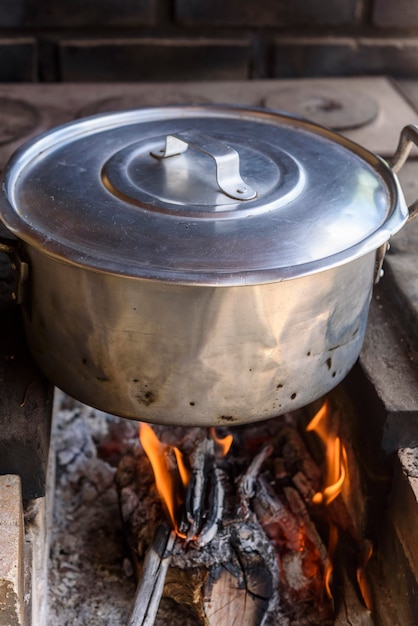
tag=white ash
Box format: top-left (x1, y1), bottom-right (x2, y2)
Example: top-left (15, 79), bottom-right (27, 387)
top-left (399, 447), bottom-right (418, 477)
top-left (47, 399), bottom-right (139, 626)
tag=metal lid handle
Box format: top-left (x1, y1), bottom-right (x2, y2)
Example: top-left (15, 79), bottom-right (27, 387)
top-left (388, 124), bottom-right (418, 221)
top-left (151, 129), bottom-right (257, 201)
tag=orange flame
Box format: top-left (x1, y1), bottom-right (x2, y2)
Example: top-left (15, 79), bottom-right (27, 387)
top-left (356, 543), bottom-right (373, 610)
top-left (139, 424), bottom-right (233, 536)
top-left (173, 447), bottom-right (189, 489)
top-left (209, 427), bottom-right (233, 457)
top-left (139, 423), bottom-right (189, 534)
top-left (307, 400), bottom-right (349, 598)
top-left (325, 524), bottom-right (338, 598)
top-left (307, 400), bottom-right (348, 506)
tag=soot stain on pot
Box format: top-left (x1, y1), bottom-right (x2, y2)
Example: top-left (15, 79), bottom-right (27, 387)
top-left (135, 390), bottom-right (156, 406)
top-left (218, 415), bottom-right (239, 424)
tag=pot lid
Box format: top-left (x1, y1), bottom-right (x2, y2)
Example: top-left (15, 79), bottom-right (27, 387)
top-left (0, 105), bottom-right (408, 285)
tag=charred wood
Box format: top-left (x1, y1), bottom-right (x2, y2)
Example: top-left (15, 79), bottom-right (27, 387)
top-left (115, 417), bottom-right (365, 625)
top-left (333, 538), bottom-right (374, 626)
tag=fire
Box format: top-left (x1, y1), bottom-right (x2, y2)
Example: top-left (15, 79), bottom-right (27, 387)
top-left (356, 542), bottom-right (374, 610)
top-left (306, 400), bottom-right (374, 612)
top-left (139, 424), bottom-right (233, 536)
top-left (307, 400), bottom-right (348, 506)
top-left (306, 400), bottom-right (349, 599)
top-left (324, 524), bottom-right (338, 598)
top-left (173, 447), bottom-right (189, 489)
top-left (139, 423), bottom-right (189, 534)
top-left (209, 427), bottom-right (233, 456)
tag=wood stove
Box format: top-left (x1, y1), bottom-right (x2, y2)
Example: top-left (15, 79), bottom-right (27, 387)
top-left (0, 77), bottom-right (417, 626)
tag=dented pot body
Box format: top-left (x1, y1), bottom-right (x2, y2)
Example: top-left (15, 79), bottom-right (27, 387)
top-left (0, 105), bottom-right (414, 425)
top-left (21, 246), bottom-right (374, 426)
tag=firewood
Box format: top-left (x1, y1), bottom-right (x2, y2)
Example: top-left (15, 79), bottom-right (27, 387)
top-left (238, 444), bottom-right (274, 516)
top-left (181, 436), bottom-right (225, 547)
top-left (116, 432), bottom-right (281, 624)
top-left (183, 436), bottom-right (213, 539)
top-left (333, 557), bottom-right (374, 626)
top-left (200, 517), bottom-right (278, 626)
top-left (252, 475), bottom-right (303, 552)
top-left (161, 567), bottom-right (208, 623)
top-left (253, 477), bottom-right (333, 622)
top-left (127, 524), bottom-right (176, 626)
top-left (283, 486), bottom-right (328, 563)
top-left (279, 425), bottom-right (322, 492)
top-left (292, 470), bottom-right (316, 501)
top-left (116, 447), bottom-right (164, 571)
top-left (204, 565), bottom-right (268, 626)
top-left (193, 466), bottom-right (224, 548)
top-left (115, 421), bottom-right (341, 625)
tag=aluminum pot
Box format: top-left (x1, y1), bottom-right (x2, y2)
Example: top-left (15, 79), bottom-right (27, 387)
top-left (0, 106), bottom-right (416, 426)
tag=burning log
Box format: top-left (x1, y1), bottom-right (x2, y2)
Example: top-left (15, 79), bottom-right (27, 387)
top-left (283, 485), bottom-right (328, 563)
top-left (115, 417), bottom-right (339, 625)
top-left (180, 435), bottom-right (225, 546)
top-left (116, 434), bottom-right (280, 625)
top-left (252, 476), bottom-right (333, 623)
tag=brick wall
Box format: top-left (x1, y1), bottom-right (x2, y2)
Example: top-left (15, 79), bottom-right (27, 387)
top-left (1, 0), bottom-right (418, 81)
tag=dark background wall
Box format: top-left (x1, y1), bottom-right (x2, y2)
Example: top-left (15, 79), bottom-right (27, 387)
top-left (1, 0), bottom-right (418, 82)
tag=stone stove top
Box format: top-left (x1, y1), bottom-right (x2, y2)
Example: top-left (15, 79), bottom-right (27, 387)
top-left (0, 77), bottom-right (416, 162)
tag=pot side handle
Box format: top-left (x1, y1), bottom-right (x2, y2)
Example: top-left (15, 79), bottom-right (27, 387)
top-left (0, 239), bottom-right (15, 256)
top-left (0, 236), bottom-right (29, 304)
top-left (388, 124), bottom-right (418, 221)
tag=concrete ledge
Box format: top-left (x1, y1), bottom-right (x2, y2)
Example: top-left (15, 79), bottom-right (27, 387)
top-left (388, 449), bottom-right (418, 582)
top-left (0, 475), bottom-right (24, 626)
top-left (371, 448), bottom-right (418, 626)
top-left (23, 498), bottom-right (48, 626)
